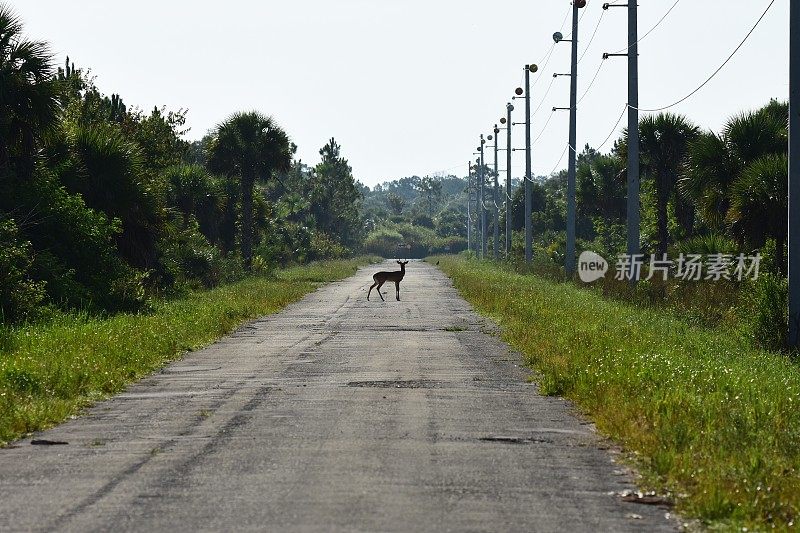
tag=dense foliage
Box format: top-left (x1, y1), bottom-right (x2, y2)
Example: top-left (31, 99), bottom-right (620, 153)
top-left (361, 174), bottom-right (492, 258)
top-left (0, 6), bottom-right (365, 323)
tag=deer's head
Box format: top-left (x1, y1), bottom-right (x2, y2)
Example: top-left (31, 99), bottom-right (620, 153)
top-left (397, 260), bottom-right (409, 268)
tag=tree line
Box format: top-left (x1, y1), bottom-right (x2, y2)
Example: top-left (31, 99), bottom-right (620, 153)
top-left (0, 6), bottom-right (363, 323)
top-left (494, 99), bottom-right (788, 274)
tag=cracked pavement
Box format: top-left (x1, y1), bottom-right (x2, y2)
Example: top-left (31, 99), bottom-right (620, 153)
top-left (0, 259), bottom-right (677, 532)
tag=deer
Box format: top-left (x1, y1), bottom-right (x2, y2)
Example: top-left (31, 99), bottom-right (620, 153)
top-left (367, 260), bottom-right (409, 301)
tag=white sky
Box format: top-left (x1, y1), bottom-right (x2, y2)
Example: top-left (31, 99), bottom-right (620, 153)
top-left (15, 1), bottom-right (789, 187)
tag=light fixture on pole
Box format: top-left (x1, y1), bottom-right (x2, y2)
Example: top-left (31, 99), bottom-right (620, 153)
top-left (472, 155), bottom-right (481, 255)
top-left (516, 63), bottom-right (538, 263)
top-left (504, 104), bottom-right (513, 257)
top-left (479, 135), bottom-right (487, 258)
top-left (553, 0), bottom-right (584, 277)
top-left (492, 125), bottom-right (500, 260)
top-left (467, 161), bottom-right (472, 255)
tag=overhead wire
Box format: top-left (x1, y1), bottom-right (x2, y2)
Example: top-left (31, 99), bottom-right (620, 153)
top-left (578, 9), bottom-right (605, 64)
top-left (528, 0), bottom-right (607, 169)
top-left (564, 0), bottom-right (592, 39)
top-left (577, 61), bottom-right (604, 104)
top-left (531, 75), bottom-right (557, 117)
top-left (632, 0), bottom-right (776, 113)
top-left (611, 0), bottom-right (682, 54)
top-left (531, 44), bottom-right (557, 89)
top-left (546, 144), bottom-right (570, 176)
top-left (592, 103), bottom-right (629, 151)
top-left (532, 110), bottom-right (556, 146)
top-left (529, 0), bottom-right (693, 174)
top-left (531, 3), bottom-right (573, 89)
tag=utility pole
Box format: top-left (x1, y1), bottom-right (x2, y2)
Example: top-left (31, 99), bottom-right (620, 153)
top-left (493, 125), bottom-right (500, 260)
top-left (627, 0), bottom-right (641, 278)
top-left (467, 161), bottom-right (472, 255)
top-left (479, 135), bottom-right (487, 258)
top-left (506, 103), bottom-right (513, 257)
top-left (601, 1), bottom-right (638, 280)
top-left (524, 66), bottom-right (533, 263)
top-left (790, 0), bottom-right (799, 346)
top-left (565, 2), bottom-right (579, 277)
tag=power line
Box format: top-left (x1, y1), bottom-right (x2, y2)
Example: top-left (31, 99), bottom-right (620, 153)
top-left (578, 9), bottom-right (605, 64)
top-left (632, 0), bottom-right (776, 113)
top-left (611, 0), bottom-right (682, 55)
top-left (531, 3), bottom-right (574, 89)
top-left (532, 75), bottom-right (557, 117)
top-left (577, 60), bottom-right (605, 104)
top-left (594, 103), bottom-right (629, 150)
top-left (564, 0), bottom-right (593, 39)
top-left (545, 144), bottom-right (570, 176)
top-left (532, 110), bottom-right (556, 147)
top-left (558, 3), bottom-right (574, 35)
top-left (531, 44), bottom-right (557, 89)
top-left (533, 43), bottom-right (556, 76)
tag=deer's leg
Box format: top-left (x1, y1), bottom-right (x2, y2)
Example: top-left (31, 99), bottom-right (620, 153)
top-left (368, 281), bottom-right (377, 301)
top-left (376, 281), bottom-right (386, 301)
top-left (395, 281), bottom-right (400, 301)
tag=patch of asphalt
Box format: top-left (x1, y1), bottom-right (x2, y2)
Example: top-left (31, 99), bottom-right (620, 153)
top-left (0, 259), bottom-right (678, 532)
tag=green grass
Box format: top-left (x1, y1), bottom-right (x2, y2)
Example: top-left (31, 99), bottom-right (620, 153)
top-left (0, 257), bottom-right (375, 445)
top-left (431, 255), bottom-right (800, 531)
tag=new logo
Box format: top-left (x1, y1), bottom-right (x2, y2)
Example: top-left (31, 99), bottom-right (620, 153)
top-left (578, 251), bottom-right (609, 283)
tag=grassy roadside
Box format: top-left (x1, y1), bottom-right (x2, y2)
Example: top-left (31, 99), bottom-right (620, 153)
top-left (0, 257), bottom-right (376, 445)
top-left (431, 255), bottom-right (799, 530)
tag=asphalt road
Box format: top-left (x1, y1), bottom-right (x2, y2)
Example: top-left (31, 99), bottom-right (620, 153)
top-left (0, 260), bottom-right (677, 532)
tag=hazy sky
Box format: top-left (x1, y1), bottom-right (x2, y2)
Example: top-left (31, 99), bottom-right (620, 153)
top-left (15, 1), bottom-right (789, 187)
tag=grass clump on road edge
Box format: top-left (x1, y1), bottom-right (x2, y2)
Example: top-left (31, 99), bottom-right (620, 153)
top-left (432, 255), bottom-right (800, 530)
top-left (0, 257), bottom-right (376, 445)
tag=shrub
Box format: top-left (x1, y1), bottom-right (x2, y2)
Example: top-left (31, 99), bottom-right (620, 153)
top-left (5, 170), bottom-right (148, 314)
top-left (673, 233), bottom-right (738, 256)
top-left (158, 222), bottom-right (227, 290)
top-left (741, 273), bottom-right (790, 352)
top-left (429, 236), bottom-right (468, 255)
top-left (364, 228), bottom-right (405, 257)
top-left (0, 219), bottom-right (47, 322)
top-left (411, 213), bottom-right (434, 229)
top-left (308, 231), bottom-right (349, 260)
top-left (393, 223), bottom-right (434, 257)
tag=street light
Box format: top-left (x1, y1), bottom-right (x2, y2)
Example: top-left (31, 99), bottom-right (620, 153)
top-left (467, 161), bottom-right (472, 254)
top-left (519, 64), bottom-right (538, 263)
top-left (479, 134), bottom-right (487, 258)
top-left (505, 103), bottom-right (514, 257)
top-left (493, 125), bottom-right (501, 260)
top-left (554, 0), bottom-right (584, 277)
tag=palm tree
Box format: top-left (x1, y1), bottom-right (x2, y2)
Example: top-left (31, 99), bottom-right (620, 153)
top-left (678, 131), bottom-right (735, 230)
top-left (637, 113), bottom-right (699, 255)
top-left (57, 121), bottom-right (161, 269)
top-left (679, 102), bottom-right (787, 231)
top-left (577, 153), bottom-right (626, 221)
top-left (577, 153), bottom-right (626, 252)
top-left (0, 5), bottom-right (60, 179)
top-left (164, 163), bottom-right (214, 228)
top-left (208, 111), bottom-right (292, 269)
top-left (727, 153), bottom-right (788, 273)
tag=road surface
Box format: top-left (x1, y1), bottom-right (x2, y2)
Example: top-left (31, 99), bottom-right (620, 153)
top-left (0, 260), bottom-right (676, 532)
